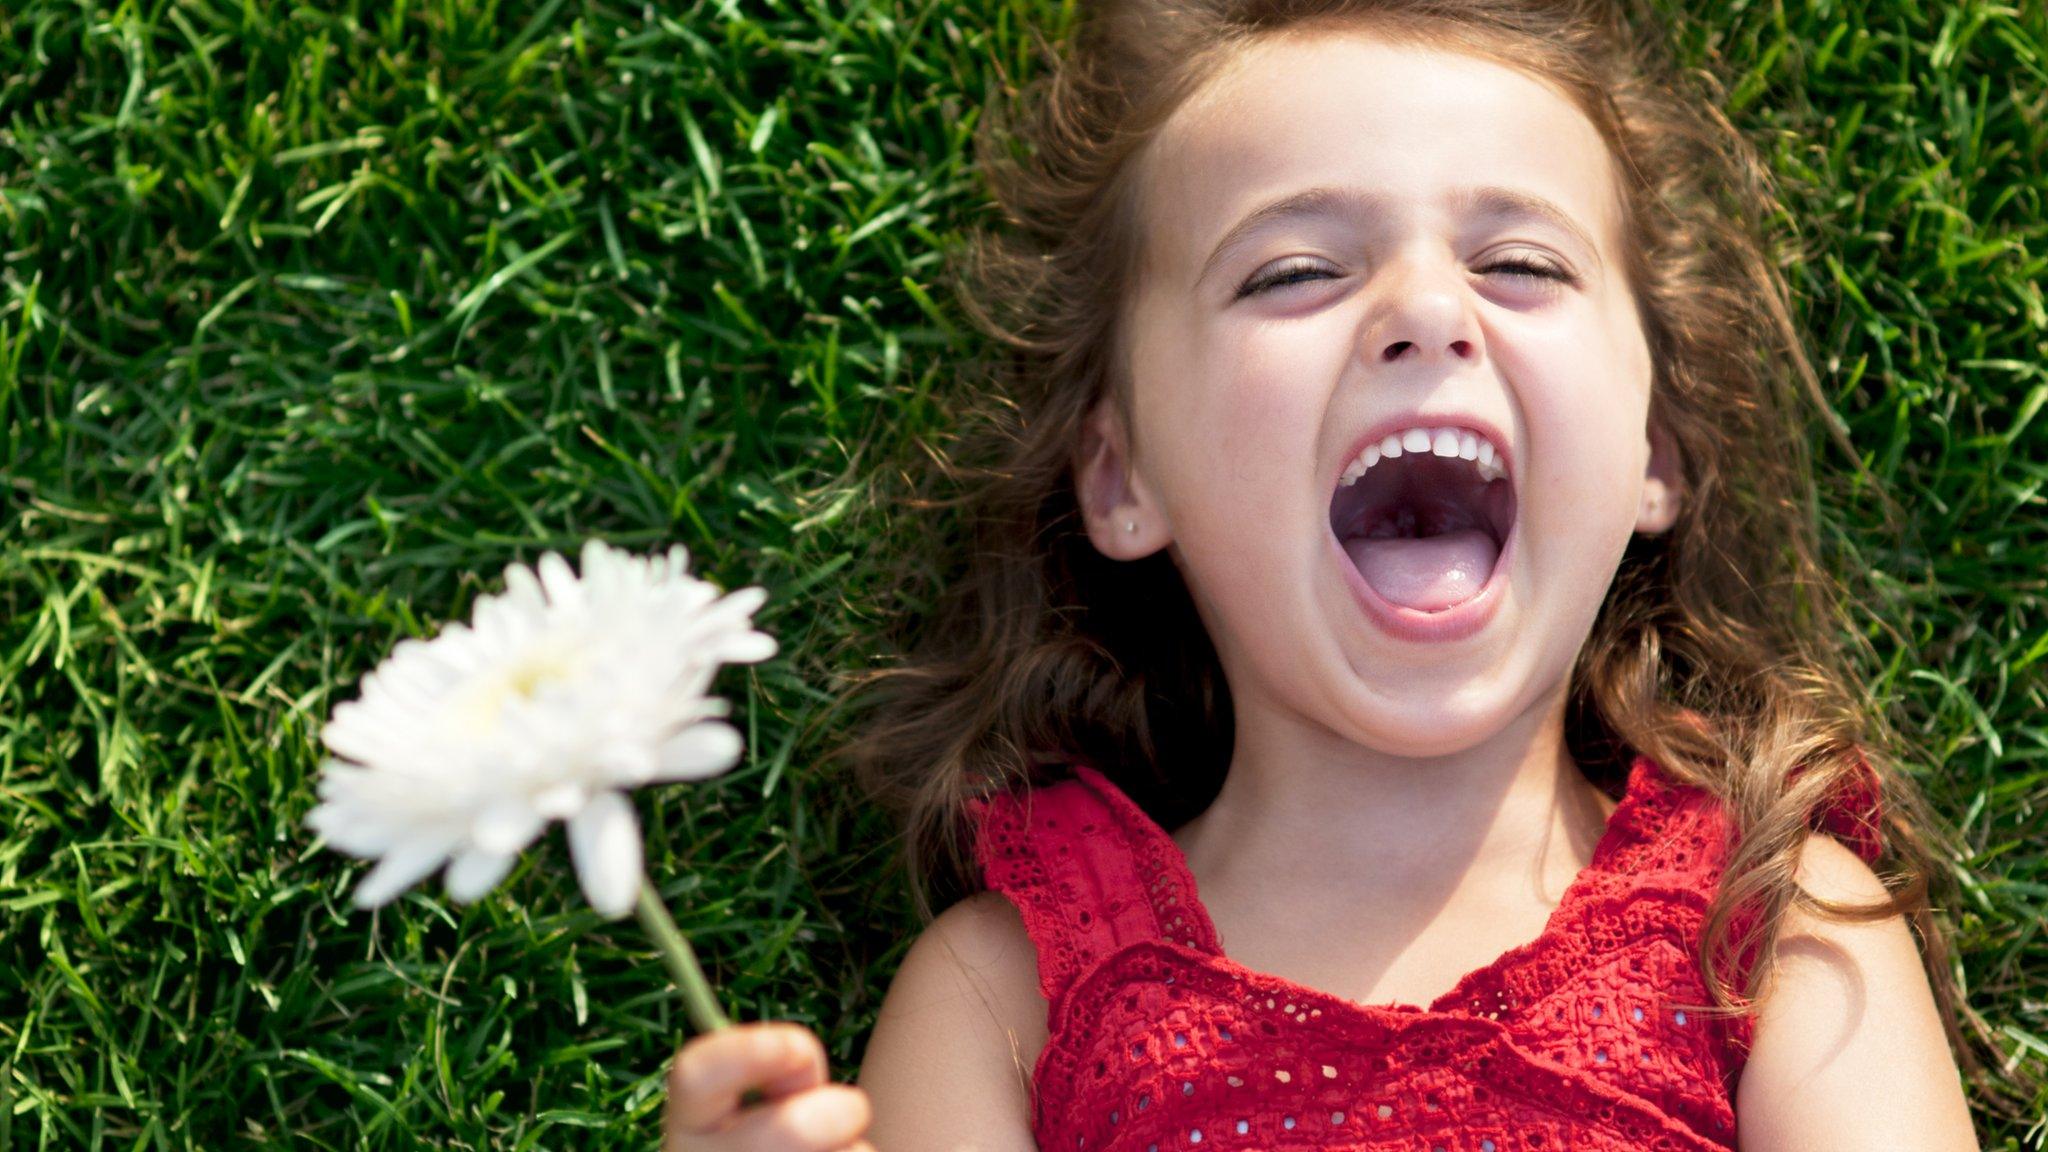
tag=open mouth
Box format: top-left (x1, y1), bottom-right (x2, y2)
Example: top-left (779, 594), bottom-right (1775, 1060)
top-left (1328, 426), bottom-right (1518, 614)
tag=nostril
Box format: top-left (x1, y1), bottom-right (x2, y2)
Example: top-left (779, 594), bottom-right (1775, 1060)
top-left (1381, 339), bottom-right (1473, 361)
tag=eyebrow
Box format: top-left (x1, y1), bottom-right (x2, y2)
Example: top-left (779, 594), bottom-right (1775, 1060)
top-left (1193, 184), bottom-right (1604, 288)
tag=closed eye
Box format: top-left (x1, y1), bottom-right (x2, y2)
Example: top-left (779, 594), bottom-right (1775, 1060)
top-left (1234, 259), bottom-right (1335, 298)
top-left (1483, 256), bottom-right (1576, 286)
top-left (1234, 255), bottom-right (1578, 299)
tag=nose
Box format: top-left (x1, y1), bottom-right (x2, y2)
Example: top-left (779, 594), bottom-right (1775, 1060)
top-left (1363, 252), bottom-right (1482, 366)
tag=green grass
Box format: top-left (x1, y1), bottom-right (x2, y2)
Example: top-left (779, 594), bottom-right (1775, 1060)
top-left (0, 0), bottom-right (2041, 1147)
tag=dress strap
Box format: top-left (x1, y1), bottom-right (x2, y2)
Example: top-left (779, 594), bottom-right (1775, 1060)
top-left (967, 764), bottom-right (1216, 1019)
top-left (1592, 755), bottom-right (1731, 880)
top-left (1600, 748), bottom-right (1887, 882)
top-left (1795, 746), bottom-right (1886, 865)
top-left (1639, 746), bottom-right (1888, 1063)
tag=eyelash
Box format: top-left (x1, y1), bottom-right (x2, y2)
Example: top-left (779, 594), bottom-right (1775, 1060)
top-left (1234, 256), bottom-right (1577, 299)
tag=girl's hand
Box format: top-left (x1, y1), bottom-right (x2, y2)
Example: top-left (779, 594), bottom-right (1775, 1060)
top-left (664, 1021), bottom-right (876, 1152)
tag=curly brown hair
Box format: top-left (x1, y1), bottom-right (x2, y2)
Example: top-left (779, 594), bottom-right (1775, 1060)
top-left (829, 0), bottom-right (2006, 1100)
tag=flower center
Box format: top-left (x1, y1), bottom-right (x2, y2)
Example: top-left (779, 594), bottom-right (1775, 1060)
top-left (455, 647), bottom-right (582, 732)
top-left (506, 655), bottom-right (570, 698)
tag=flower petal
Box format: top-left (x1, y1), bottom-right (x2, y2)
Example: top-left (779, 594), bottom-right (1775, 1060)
top-left (306, 803), bottom-right (404, 857)
top-left (652, 723), bottom-right (744, 782)
top-left (595, 741), bottom-right (660, 786)
top-left (502, 560), bottom-right (548, 613)
top-left (444, 847), bottom-right (519, 903)
top-left (530, 782), bottom-right (586, 820)
top-left (568, 791), bottom-right (642, 919)
top-left (583, 539), bottom-right (633, 597)
top-left (351, 834), bottom-right (458, 908)
top-left (537, 550), bottom-right (585, 612)
top-left (471, 801), bottom-right (547, 855)
top-left (707, 618), bottom-right (777, 664)
top-left (659, 543), bottom-right (692, 580)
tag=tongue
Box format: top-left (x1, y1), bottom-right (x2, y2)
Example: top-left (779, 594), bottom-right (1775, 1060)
top-left (1343, 528), bottom-right (1500, 612)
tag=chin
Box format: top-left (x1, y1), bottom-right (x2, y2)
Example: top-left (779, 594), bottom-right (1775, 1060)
top-left (1328, 667), bottom-right (1536, 758)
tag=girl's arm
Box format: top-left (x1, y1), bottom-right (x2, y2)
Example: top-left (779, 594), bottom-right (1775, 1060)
top-left (1734, 833), bottom-right (1980, 1151)
top-left (858, 892), bottom-right (1047, 1152)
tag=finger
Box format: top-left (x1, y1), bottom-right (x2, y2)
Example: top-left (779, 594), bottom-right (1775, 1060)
top-left (667, 1025), bottom-right (817, 1140)
top-left (666, 1024), bottom-right (829, 1138)
top-left (749, 1034), bottom-right (836, 1101)
top-left (715, 1085), bottom-right (870, 1152)
top-left (745, 1024), bottom-right (830, 1099)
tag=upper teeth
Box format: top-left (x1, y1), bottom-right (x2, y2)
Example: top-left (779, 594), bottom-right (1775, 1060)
top-left (1339, 425), bottom-right (1507, 487)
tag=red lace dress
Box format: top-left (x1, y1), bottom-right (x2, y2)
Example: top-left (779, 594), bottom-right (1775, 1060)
top-left (965, 753), bottom-right (1885, 1152)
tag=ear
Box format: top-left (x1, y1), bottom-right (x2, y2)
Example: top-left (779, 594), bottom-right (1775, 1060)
top-left (1074, 395), bottom-right (1169, 559)
top-left (1635, 414), bottom-right (1684, 535)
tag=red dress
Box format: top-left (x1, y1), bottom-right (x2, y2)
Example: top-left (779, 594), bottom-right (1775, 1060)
top-left (966, 753), bottom-right (1885, 1152)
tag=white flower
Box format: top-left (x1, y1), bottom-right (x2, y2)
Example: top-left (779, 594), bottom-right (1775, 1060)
top-left (305, 539), bottom-right (776, 918)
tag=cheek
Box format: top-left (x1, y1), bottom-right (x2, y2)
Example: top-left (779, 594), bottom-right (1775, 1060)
top-left (1144, 321), bottom-right (1333, 530)
top-left (1500, 317), bottom-right (1651, 516)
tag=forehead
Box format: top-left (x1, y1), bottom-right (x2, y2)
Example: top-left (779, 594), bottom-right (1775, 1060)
top-left (1136, 31), bottom-right (1625, 281)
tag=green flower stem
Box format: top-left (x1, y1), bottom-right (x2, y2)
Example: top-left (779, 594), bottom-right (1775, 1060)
top-left (637, 879), bottom-right (732, 1035)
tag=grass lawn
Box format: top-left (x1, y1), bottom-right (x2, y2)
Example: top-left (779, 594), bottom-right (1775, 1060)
top-left (1, 0), bottom-right (2043, 1147)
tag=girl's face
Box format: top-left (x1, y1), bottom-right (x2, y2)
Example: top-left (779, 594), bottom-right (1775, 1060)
top-left (1075, 32), bottom-right (1681, 757)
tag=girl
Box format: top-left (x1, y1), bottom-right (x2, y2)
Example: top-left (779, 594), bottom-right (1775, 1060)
top-left (664, 0), bottom-right (1993, 1148)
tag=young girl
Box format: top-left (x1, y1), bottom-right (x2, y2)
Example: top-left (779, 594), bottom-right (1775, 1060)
top-left (662, 0), bottom-right (1992, 1148)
